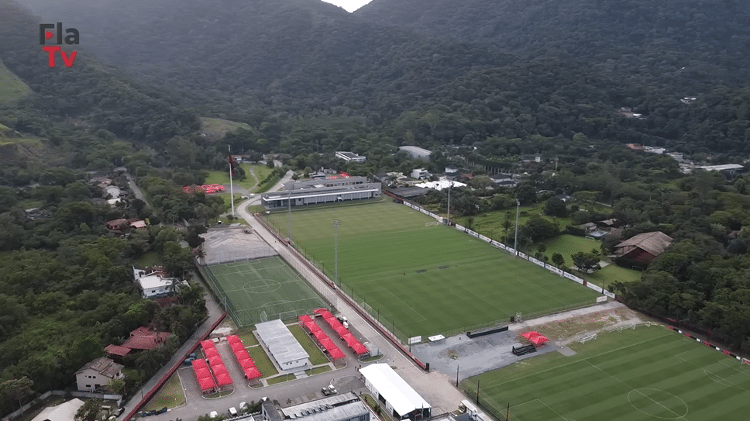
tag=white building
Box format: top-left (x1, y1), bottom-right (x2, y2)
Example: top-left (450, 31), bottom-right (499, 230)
top-left (31, 399), bottom-right (85, 421)
top-left (360, 364), bottom-right (431, 420)
top-left (255, 319), bottom-right (310, 372)
top-left (75, 357), bottom-right (124, 392)
top-left (399, 146), bottom-right (432, 159)
top-left (411, 169), bottom-right (430, 179)
top-left (261, 177), bottom-right (381, 209)
top-left (271, 392), bottom-right (370, 421)
top-left (335, 151), bottom-right (366, 163)
top-left (133, 267), bottom-right (176, 298)
top-left (415, 178), bottom-right (466, 191)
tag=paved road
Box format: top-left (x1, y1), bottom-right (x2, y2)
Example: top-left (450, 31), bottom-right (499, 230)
top-left (124, 172), bottom-right (153, 209)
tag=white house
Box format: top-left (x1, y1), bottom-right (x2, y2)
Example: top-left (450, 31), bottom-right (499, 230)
top-left (133, 267), bottom-right (176, 298)
top-left (411, 169), bottom-right (430, 179)
top-left (75, 357), bottom-right (124, 392)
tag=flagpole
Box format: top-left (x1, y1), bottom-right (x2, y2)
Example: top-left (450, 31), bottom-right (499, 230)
top-left (229, 146), bottom-right (235, 217)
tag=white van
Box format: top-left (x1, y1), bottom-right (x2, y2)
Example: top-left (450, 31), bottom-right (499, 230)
top-left (229, 407), bottom-right (238, 417)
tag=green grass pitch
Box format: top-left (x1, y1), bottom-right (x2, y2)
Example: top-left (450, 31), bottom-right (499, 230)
top-left (462, 326), bottom-right (750, 421)
top-left (201, 256), bottom-right (327, 327)
top-left (264, 201), bottom-right (598, 339)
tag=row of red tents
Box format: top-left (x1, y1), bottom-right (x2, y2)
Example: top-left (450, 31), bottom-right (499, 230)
top-left (299, 315), bottom-right (345, 359)
top-left (227, 335), bottom-right (262, 380)
top-left (191, 358), bottom-right (216, 392)
top-left (201, 339), bottom-right (232, 388)
top-left (313, 309), bottom-right (368, 355)
top-left (522, 331), bottom-right (550, 346)
top-left (182, 184), bottom-right (226, 194)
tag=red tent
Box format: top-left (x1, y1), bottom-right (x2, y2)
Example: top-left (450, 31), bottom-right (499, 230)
top-left (227, 335), bottom-right (241, 345)
top-left (235, 348), bottom-right (251, 360)
top-left (192, 358), bottom-right (208, 369)
top-left (522, 331), bottom-right (549, 346)
top-left (201, 340), bottom-right (215, 350)
top-left (521, 331), bottom-right (540, 339)
top-left (243, 366), bottom-right (262, 380)
top-left (216, 372), bottom-right (232, 386)
top-left (197, 376), bottom-right (216, 391)
top-left (208, 356), bottom-right (223, 367)
top-left (313, 330), bottom-right (328, 341)
top-left (204, 347), bottom-right (220, 358)
top-left (241, 358), bottom-right (256, 369)
top-left (334, 325), bottom-right (349, 338)
top-left (313, 308), bottom-right (330, 317)
top-left (230, 342), bottom-right (245, 352)
top-left (299, 315), bottom-right (313, 323)
top-left (304, 321), bottom-right (321, 333)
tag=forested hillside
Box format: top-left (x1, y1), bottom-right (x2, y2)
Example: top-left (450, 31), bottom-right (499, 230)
top-left (357, 0), bottom-right (750, 88)
top-left (14, 0), bottom-right (750, 156)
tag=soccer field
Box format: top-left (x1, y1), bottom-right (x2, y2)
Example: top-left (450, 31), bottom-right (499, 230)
top-left (264, 201), bottom-right (598, 340)
top-left (462, 326), bottom-right (750, 421)
top-left (200, 257), bottom-right (328, 327)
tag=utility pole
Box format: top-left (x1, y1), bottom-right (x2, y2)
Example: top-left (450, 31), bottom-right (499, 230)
top-left (333, 219), bottom-right (341, 285)
top-left (514, 199), bottom-right (520, 256)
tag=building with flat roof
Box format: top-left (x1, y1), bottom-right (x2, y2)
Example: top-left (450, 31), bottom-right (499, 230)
top-left (256, 319), bottom-right (310, 372)
top-left (399, 146), bottom-right (432, 159)
top-left (261, 176), bottom-right (380, 210)
top-left (335, 151), bottom-right (367, 163)
top-left (278, 392), bottom-right (370, 421)
top-left (133, 267), bottom-right (176, 298)
top-left (698, 164), bottom-right (744, 172)
top-left (360, 363), bottom-right (430, 420)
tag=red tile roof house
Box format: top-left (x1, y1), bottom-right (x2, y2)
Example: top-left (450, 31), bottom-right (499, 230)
top-left (614, 231), bottom-right (673, 264)
top-left (121, 326), bottom-right (171, 351)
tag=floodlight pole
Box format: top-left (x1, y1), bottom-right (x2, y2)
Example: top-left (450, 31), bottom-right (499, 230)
top-left (446, 181), bottom-right (452, 224)
top-left (333, 219), bottom-right (341, 286)
top-left (514, 199), bottom-right (520, 257)
top-left (229, 145), bottom-right (235, 217)
top-left (287, 188), bottom-right (292, 243)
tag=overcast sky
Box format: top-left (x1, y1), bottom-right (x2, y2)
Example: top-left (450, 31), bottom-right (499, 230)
top-left (321, 0), bottom-right (372, 12)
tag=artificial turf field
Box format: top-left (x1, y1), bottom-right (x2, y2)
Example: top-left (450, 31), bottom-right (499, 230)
top-left (462, 326), bottom-right (750, 421)
top-left (200, 256), bottom-right (327, 327)
top-left (264, 201), bottom-right (598, 339)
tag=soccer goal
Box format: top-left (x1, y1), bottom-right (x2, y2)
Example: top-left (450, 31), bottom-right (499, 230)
top-left (259, 310), bottom-right (268, 323)
top-left (579, 333), bottom-right (597, 343)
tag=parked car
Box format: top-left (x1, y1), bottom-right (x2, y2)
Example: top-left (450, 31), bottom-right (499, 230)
top-left (210, 411), bottom-right (219, 419)
top-left (321, 384), bottom-right (337, 396)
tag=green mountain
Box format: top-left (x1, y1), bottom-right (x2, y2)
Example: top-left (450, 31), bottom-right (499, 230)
top-left (7, 0), bottom-right (750, 155)
top-left (356, 0), bottom-right (750, 87)
top-left (0, 59), bottom-right (30, 104)
top-left (0, 0), bottom-right (200, 143)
